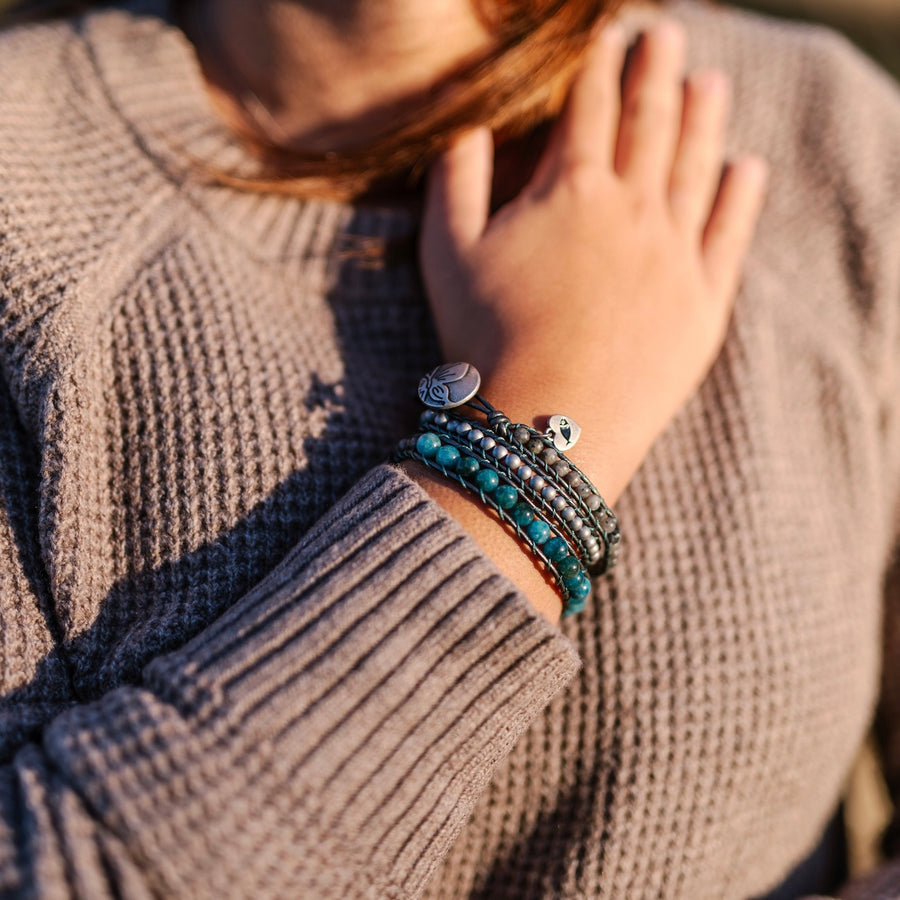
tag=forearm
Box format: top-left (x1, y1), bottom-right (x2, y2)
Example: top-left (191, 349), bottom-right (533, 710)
top-left (2, 466), bottom-right (581, 897)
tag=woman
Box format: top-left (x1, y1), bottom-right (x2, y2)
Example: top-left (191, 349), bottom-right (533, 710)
top-left (0, 0), bottom-right (897, 897)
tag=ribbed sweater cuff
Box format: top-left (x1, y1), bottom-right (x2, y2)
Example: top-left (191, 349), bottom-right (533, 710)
top-left (42, 465), bottom-right (581, 897)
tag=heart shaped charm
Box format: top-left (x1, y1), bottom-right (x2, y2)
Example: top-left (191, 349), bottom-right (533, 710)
top-left (418, 363), bottom-right (482, 409)
top-left (547, 415), bottom-right (581, 452)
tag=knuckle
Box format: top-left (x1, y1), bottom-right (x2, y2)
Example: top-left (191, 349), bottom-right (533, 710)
top-left (559, 158), bottom-right (604, 199)
top-left (623, 88), bottom-right (675, 127)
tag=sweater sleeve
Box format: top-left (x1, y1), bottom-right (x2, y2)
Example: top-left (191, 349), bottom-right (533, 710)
top-left (0, 442), bottom-right (581, 897)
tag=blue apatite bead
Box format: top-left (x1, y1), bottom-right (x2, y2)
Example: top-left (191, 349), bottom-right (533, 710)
top-left (475, 469), bottom-right (500, 493)
top-left (563, 595), bottom-right (588, 617)
top-left (557, 555), bottom-right (580, 578)
top-left (416, 432), bottom-right (442, 458)
top-left (434, 445), bottom-right (460, 469)
top-left (543, 536), bottom-right (568, 562)
top-left (456, 456), bottom-right (480, 478)
top-left (526, 519), bottom-right (551, 545)
top-left (511, 504), bottom-right (535, 528)
top-left (494, 484), bottom-right (518, 509)
top-left (564, 572), bottom-right (592, 600)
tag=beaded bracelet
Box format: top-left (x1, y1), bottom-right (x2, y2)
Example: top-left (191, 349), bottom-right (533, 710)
top-left (396, 363), bottom-right (621, 614)
top-left (415, 416), bottom-right (605, 572)
top-left (396, 436), bottom-right (593, 614)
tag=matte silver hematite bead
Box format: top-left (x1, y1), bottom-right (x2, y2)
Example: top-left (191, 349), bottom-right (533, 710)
top-left (505, 454), bottom-right (523, 470)
top-left (529, 475), bottom-right (546, 492)
top-left (468, 429), bottom-right (483, 442)
top-left (552, 496), bottom-right (568, 512)
top-left (542, 485), bottom-right (558, 501)
top-left (561, 507), bottom-right (577, 522)
top-left (458, 421), bottom-right (472, 434)
top-left (577, 526), bottom-right (593, 541)
top-left (492, 445), bottom-right (508, 460)
top-left (480, 436), bottom-right (496, 451)
top-left (517, 465), bottom-right (534, 482)
top-left (434, 412), bottom-right (449, 426)
top-left (570, 517), bottom-right (583, 532)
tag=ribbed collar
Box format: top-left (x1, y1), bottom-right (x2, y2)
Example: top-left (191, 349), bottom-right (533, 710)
top-left (82, 0), bottom-right (418, 263)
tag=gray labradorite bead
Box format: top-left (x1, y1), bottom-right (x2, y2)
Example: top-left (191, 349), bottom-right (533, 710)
top-left (517, 465), bottom-right (534, 482)
top-left (529, 475), bottom-right (546, 492)
top-left (552, 496), bottom-right (568, 512)
top-left (577, 484), bottom-right (593, 497)
top-left (527, 438), bottom-right (545, 454)
top-left (468, 429), bottom-right (483, 442)
top-left (599, 512), bottom-right (617, 533)
top-left (564, 471), bottom-right (582, 487)
top-left (586, 494), bottom-right (602, 511)
top-left (553, 461), bottom-right (571, 477)
top-left (480, 436), bottom-right (496, 451)
top-left (505, 454), bottom-right (523, 470)
top-left (541, 485), bottom-right (558, 501)
top-left (561, 507), bottom-right (577, 522)
top-left (513, 426), bottom-right (531, 443)
top-left (542, 448), bottom-right (560, 466)
top-left (492, 444), bottom-right (508, 460)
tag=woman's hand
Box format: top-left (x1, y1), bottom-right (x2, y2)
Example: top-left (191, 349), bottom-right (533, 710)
top-left (420, 20), bottom-right (768, 507)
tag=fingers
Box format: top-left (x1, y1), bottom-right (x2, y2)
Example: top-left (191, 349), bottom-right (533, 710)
top-left (615, 21), bottom-right (686, 189)
top-left (669, 69), bottom-right (730, 232)
top-left (553, 23), bottom-right (627, 173)
top-left (703, 157), bottom-right (769, 297)
top-left (422, 127), bottom-right (493, 260)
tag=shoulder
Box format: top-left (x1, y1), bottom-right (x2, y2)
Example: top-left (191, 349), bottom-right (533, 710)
top-left (0, 3), bottom-right (191, 426)
top-left (669, 2), bottom-right (900, 414)
top-left (670, 0), bottom-right (900, 188)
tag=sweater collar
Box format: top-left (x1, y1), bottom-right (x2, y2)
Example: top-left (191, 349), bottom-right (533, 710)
top-left (82, 0), bottom-right (417, 263)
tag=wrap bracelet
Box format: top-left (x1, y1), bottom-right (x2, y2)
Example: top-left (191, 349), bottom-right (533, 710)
top-left (395, 363), bottom-right (621, 615)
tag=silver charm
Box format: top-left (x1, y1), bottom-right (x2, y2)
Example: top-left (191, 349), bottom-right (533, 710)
top-left (418, 363), bottom-right (481, 409)
top-left (547, 415), bottom-right (581, 452)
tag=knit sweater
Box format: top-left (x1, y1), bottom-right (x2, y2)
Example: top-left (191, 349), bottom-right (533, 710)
top-left (0, 1), bottom-right (898, 897)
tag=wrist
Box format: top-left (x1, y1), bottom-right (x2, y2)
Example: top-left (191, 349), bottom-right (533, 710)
top-left (477, 370), bottom-right (635, 507)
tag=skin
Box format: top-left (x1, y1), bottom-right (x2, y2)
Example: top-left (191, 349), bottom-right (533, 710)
top-left (205, 1), bottom-right (769, 625)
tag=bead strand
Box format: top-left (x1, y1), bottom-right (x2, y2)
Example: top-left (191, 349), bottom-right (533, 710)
top-left (413, 423), bottom-right (603, 574)
top-left (396, 433), bottom-right (592, 613)
top-left (418, 415), bottom-right (608, 572)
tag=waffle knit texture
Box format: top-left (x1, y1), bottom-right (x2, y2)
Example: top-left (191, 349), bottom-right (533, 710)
top-left (0, 0), bottom-right (898, 897)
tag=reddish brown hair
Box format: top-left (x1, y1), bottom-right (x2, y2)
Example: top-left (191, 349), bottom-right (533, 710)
top-left (3, 0), bottom-right (625, 199)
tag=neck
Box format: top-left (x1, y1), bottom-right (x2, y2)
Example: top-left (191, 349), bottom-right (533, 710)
top-left (192, 0), bottom-right (495, 153)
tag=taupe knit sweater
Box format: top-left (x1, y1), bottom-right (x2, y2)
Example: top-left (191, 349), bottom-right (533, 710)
top-left (0, 0), bottom-right (898, 897)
